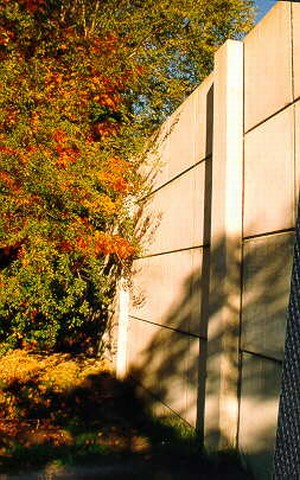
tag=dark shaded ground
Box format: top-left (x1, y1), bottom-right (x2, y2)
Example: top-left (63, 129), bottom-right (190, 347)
top-left (0, 370), bottom-right (253, 479)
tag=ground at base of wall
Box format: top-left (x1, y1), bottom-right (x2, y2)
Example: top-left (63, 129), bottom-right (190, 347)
top-left (0, 351), bottom-right (253, 480)
top-left (0, 449), bottom-right (254, 480)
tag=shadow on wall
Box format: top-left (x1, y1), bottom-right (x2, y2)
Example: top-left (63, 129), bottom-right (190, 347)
top-left (126, 79), bottom-right (214, 429)
top-left (128, 232), bottom-right (293, 479)
top-left (126, 83), bottom-right (294, 479)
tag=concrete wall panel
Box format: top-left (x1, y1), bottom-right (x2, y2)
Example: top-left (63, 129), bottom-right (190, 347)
top-left (244, 2), bottom-right (292, 131)
top-left (126, 318), bottom-right (164, 391)
top-left (141, 161), bottom-right (207, 255)
top-left (126, 317), bottom-right (153, 369)
top-left (238, 353), bottom-right (282, 480)
top-left (244, 107), bottom-right (295, 237)
top-left (292, 3), bottom-right (300, 100)
top-left (127, 318), bottom-right (201, 427)
top-left (158, 328), bottom-right (190, 419)
top-left (149, 75), bottom-right (214, 191)
top-left (130, 248), bottom-right (204, 336)
top-left (150, 329), bottom-right (200, 427)
top-left (241, 233), bottom-right (293, 360)
top-left (120, 4), bottom-right (298, 477)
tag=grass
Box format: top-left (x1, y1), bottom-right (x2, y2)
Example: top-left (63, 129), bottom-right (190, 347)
top-left (0, 349), bottom-right (253, 479)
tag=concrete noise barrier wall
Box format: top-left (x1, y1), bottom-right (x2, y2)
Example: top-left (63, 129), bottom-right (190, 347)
top-left (115, 2), bottom-right (300, 478)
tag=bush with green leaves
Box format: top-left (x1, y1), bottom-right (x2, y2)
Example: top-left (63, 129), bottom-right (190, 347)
top-left (0, 0), bottom-right (255, 353)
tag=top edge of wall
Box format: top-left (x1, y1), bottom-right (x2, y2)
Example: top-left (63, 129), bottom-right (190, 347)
top-left (145, 72), bottom-right (214, 192)
top-left (244, 1), bottom-right (293, 132)
top-left (244, 1), bottom-right (292, 52)
top-left (169, 71), bottom-right (214, 122)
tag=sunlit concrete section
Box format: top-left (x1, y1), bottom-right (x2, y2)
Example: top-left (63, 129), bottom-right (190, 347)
top-left (120, 59), bottom-right (214, 431)
top-left (116, 3), bottom-right (299, 479)
top-left (244, 1), bottom-right (293, 132)
top-left (140, 161), bottom-right (206, 255)
top-left (243, 107), bottom-right (295, 237)
top-left (115, 280), bottom-right (129, 380)
top-left (146, 74), bottom-right (214, 192)
top-left (292, 3), bottom-right (300, 100)
top-left (129, 249), bottom-right (204, 336)
top-left (205, 39), bottom-right (243, 449)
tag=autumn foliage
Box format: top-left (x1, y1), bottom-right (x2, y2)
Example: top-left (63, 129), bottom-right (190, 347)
top-left (0, 0), bottom-right (255, 353)
top-left (0, 0), bottom-right (141, 353)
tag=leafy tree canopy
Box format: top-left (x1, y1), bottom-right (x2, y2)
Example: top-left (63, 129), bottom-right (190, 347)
top-left (0, 0), bottom-right (255, 354)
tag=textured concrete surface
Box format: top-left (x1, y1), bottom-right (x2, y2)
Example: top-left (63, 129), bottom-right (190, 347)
top-left (243, 107), bottom-right (295, 237)
top-left (206, 39), bottom-right (243, 447)
top-left (241, 233), bottom-right (294, 360)
top-left (292, 2), bottom-right (300, 100)
top-left (148, 74), bottom-right (214, 192)
top-left (244, 1), bottom-right (292, 132)
top-left (129, 249), bottom-right (203, 336)
top-left (141, 162), bottom-right (206, 255)
top-left (120, 3), bottom-right (299, 479)
top-left (238, 353), bottom-right (282, 480)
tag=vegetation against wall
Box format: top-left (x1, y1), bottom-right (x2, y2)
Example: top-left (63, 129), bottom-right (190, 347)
top-left (0, 0), bottom-right (255, 354)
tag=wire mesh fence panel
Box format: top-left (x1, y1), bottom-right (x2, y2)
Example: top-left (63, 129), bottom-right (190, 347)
top-left (273, 210), bottom-right (300, 479)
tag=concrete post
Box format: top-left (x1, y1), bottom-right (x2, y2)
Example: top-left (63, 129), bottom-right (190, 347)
top-left (205, 40), bottom-right (244, 449)
top-left (115, 279), bottom-right (129, 380)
